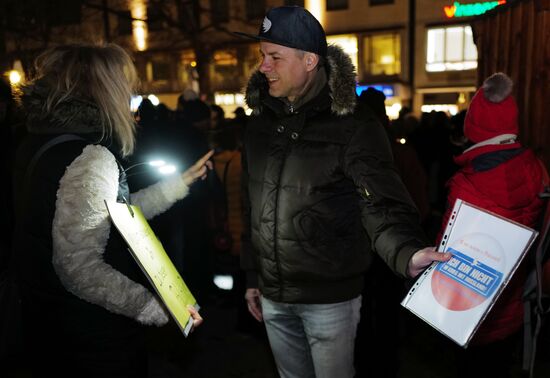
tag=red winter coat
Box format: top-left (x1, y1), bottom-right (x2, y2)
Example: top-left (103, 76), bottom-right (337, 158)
top-left (440, 142), bottom-right (544, 345)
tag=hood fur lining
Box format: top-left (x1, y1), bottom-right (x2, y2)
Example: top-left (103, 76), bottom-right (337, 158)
top-left (21, 80), bottom-right (103, 134)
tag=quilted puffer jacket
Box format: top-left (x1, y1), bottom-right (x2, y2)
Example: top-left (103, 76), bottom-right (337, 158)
top-left (241, 45), bottom-right (427, 304)
top-left (441, 141), bottom-right (545, 344)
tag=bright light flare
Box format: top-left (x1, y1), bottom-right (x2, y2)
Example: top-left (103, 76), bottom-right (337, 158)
top-left (149, 160), bottom-right (166, 167)
top-left (147, 94), bottom-right (160, 106)
top-left (131, 1), bottom-right (147, 51)
top-left (9, 70), bottom-right (22, 85)
top-left (131, 95), bottom-right (143, 112)
top-left (158, 164), bottom-right (177, 175)
top-left (213, 275), bottom-right (234, 290)
top-left (305, 0), bottom-right (325, 26)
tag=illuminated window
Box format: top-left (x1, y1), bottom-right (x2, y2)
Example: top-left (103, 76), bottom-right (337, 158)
top-left (146, 57), bottom-right (170, 84)
top-left (243, 44), bottom-right (261, 81)
top-left (426, 25), bottom-right (477, 72)
top-left (210, 49), bottom-right (240, 90)
top-left (211, 0), bottom-right (229, 23)
top-left (363, 33), bottom-right (401, 76)
top-left (327, 0), bottom-right (349, 10)
top-left (246, 0), bottom-right (265, 20)
top-left (327, 35), bottom-right (358, 74)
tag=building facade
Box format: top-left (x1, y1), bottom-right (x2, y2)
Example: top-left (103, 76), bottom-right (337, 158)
top-left (2, 0), bottom-right (509, 116)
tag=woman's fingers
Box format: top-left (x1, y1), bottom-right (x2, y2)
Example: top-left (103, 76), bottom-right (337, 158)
top-left (187, 305), bottom-right (203, 331)
top-left (182, 150), bottom-right (214, 186)
top-left (193, 150), bottom-right (214, 170)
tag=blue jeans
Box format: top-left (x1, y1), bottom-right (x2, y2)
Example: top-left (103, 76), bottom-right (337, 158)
top-left (261, 295), bottom-right (362, 378)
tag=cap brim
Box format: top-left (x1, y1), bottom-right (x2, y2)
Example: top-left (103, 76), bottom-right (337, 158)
top-left (232, 31), bottom-right (261, 41)
top-left (233, 31), bottom-right (306, 53)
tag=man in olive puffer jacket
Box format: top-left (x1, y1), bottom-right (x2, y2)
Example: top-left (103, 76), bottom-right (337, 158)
top-left (236, 6), bottom-right (450, 378)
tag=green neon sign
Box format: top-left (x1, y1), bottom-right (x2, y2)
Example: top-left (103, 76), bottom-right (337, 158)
top-left (444, 1), bottom-right (506, 18)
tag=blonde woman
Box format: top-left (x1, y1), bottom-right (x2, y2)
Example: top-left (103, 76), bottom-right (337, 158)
top-left (12, 44), bottom-right (209, 377)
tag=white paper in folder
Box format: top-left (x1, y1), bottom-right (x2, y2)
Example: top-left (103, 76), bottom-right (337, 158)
top-left (401, 199), bottom-right (537, 347)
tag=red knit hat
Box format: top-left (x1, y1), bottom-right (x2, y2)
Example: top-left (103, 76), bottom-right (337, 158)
top-left (464, 72), bottom-right (518, 143)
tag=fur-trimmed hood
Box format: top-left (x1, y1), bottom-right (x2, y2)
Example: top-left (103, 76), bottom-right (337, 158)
top-left (20, 79), bottom-right (103, 134)
top-left (245, 44), bottom-right (357, 116)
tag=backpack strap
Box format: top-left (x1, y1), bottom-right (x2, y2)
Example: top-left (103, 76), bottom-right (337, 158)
top-left (11, 134), bottom-right (87, 264)
top-left (23, 134), bottom-right (87, 191)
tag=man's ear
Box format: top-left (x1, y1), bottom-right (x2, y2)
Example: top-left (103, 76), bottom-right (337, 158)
top-left (304, 53), bottom-right (319, 72)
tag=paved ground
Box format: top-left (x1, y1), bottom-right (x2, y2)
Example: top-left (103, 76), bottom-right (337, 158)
top-left (4, 287), bottom-right (550, 377)
top-left (146, 294), bottom-right (279, 378)
top-left (146, 288), bottom-right (550, 378)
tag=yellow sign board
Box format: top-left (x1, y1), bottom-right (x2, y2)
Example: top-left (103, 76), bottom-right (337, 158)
top-left (105, 200), bottom-right (198, 336)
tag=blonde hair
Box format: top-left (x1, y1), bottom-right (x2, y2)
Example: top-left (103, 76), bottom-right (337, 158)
top-left (31, 43), bottom-right (138, 156)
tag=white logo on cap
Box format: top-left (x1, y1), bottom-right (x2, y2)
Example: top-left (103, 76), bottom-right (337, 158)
top-left (262, 17), bottom-right (272, 33)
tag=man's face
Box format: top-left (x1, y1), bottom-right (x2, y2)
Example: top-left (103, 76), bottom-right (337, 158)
top-left (259, 42), bottom-right (310, 102)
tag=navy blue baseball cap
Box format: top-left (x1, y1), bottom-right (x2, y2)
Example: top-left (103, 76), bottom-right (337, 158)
top-left (234, 6), bottom-right (327, 57)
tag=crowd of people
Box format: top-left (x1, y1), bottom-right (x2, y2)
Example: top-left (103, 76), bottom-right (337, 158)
top-left (0, 5), bottom-right (548, 378)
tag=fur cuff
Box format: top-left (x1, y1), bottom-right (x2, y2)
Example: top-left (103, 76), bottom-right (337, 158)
top-left (131, 175), bottom-right (189, 219)
top-left (136, 296), bottom-right (170, 326)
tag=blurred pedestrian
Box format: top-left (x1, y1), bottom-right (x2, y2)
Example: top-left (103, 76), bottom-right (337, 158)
top-left (355, 87), bottom-right (428, 378)
top-left (177, 88), bottom-right (211, 132)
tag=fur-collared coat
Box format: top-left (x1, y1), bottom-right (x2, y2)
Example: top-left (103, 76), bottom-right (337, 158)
top-left (13, 85), bottom-right (189, 331)
top-left (241, 45), bottom-right (427, 304)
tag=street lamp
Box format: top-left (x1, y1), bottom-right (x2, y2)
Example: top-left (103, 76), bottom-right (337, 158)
top-left (9, 70), bottom-right (22, 85)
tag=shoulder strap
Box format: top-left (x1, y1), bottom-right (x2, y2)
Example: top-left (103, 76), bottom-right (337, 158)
top-left (8, 134), bottom-right (87, 275)
top-left (24, 134), bottom-right (87, 189)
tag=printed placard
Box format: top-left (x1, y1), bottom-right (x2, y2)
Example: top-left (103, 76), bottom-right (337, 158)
top-left (402, 199), bottom-right (537, 347)
top-left (105, 200), bottom-right (198, 336)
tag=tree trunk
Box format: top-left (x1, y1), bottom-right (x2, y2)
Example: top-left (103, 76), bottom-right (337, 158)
top-left (194, 43), bottom-right (212, 101)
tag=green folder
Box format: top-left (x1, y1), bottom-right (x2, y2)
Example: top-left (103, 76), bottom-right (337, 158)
top-left (105, 200), bottom-right (199, 336)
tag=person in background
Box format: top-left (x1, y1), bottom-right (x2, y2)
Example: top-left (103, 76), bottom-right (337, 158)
top-left (355, 87), bottom-right (429, 378)
top-left (12, 43), bottom-right (210, 377)
top-left (236, 6), bottom-right (450, 378)
top-left (209, 104), bottom-right (227, 151)
top-left (233, 106), bottom-right (247, 123)
top-left (211, 123), bottom-right (243, 300)
top-left (177, 88), bottom-right (211, 132)
top-left (358, 88), bottom-right (430, 223)
top-left (439, 72), bottom-right (545, 378)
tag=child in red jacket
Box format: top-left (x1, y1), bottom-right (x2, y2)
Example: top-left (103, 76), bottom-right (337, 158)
top-left (439, 73), bottom-right (545, 377)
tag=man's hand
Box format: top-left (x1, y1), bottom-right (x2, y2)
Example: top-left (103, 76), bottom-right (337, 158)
top-left (407, 247), bottom-right (452, 278)
top-left (245, 288), bottom-right (263, 322)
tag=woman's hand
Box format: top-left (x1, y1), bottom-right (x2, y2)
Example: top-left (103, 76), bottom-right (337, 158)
top-left (187, 305), bottom-right (203, 332)
top-left (182, 150), bottom-right (214, 186)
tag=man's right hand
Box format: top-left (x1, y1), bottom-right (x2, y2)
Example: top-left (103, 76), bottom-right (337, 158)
top-left (245, 288), bottom-right (263, 322)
